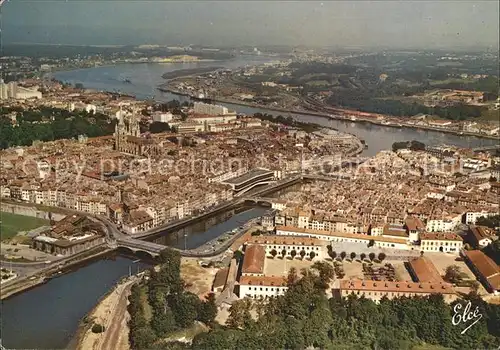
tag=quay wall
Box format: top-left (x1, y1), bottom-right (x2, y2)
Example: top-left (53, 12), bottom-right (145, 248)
top-left (1, 202), bottom-right (66, 221)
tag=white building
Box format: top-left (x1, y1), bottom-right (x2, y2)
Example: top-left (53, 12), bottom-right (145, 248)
top-left (193, 102), bottom-right (230, 116)
top-left (275, 226), bottom-right (410, 250)
top-left (0, 80), bottom-right (18, 100)
top-left (465, 210), bottom-right (498, 225)
top-left (191, 114), bottom-right (237, 126)
top-left (271, 200), bottom-right (287, 211)
top-left (247, 235), bottom-right (328, 260)
top-left (420, 233), bottom-right (463, 254)
top-left (239, 275), bottom-right (288, 299)
top-left (153, 112), bottom-right (173, 123)
top-left (339, 280), bottom-right (457, 303)
top-left (208, 167), bottom-right (248, 184)
top-left (426, 214), bottom-right (462, 232)
top-left (85, 104), bottom-right (97, 114)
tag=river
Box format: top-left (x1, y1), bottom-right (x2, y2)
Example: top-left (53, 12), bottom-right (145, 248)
top-left (148, 206), bottom-right (268, 250)
top-left (0, 255), bottom-right (150, 349)
top-left (53, 57), bottom-right (498, 156)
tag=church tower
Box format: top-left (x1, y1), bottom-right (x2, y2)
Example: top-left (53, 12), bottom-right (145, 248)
top-left (129, 113), bottom-right (140, 137)
top-left (114, 113), bottom-right (127, 151)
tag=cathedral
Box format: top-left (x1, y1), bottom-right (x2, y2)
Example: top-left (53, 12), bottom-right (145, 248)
top-left (114, 114), bottom-right (161, 157)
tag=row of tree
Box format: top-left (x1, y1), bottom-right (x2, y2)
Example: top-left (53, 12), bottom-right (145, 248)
top-left (269, 248), bottom-right (316, 260)
top-left (326, 245), bottom-right (386, 262)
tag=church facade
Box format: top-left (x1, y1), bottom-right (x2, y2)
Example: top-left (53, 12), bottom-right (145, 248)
top-left (114, 114), bottom-right (161, 157)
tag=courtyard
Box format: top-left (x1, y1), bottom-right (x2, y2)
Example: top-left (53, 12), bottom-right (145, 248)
top-left (263, 256), bottom-right (315, 276)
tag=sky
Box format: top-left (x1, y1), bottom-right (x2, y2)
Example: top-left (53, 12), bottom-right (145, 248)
top-left (2, 1), bottom-right (499, 50)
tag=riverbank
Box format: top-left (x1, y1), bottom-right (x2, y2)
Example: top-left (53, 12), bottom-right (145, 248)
top-left (157, 85), bottom-right (500, 142)
top-left (73, 276), bottom-right (140, 350)
top-left (161, 66), bottom-right (224, 81)
top-left (0, 245), bottom-right (111, 300)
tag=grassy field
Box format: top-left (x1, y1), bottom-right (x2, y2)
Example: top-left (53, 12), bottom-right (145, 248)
top-left (0, 212), bottom-right (49, 241)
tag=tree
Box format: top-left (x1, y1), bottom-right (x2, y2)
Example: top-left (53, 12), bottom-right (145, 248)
top-left (470, 281), bottom-right (480, 294)
top-left (132, 326), bottom-right (157, 349)
top-left (290, 250), bottom-right (297, 260)
top-left (281, 249), bottom-right (287, 259)
top-left (309, 251), bottom-right (316, 260)
top-left (311, 261), bottom-right (335, 288)
top-left (227, 298), bottom-right (252, 329)
top-left (149, 121), bottom-right (171, 133)
top-left (476, 215), bottom-right (500, 229)
top-left (368, 239), bottom-right (375, 247)
top-left (369, 253), bottom-right (376, 262)
top-left (287, 267), bottom-right (299, 286)
top-left (340, 251), bottom-right (347, 261)
top-left (91, 323), bottom-right (105, 333)
top-left (329, 251), bottom-right (337, 260)
top-left (151, 307), bottom-right (176, 337)
top-left (378, 252), bottom-right (386, 262)
top-left (198, 293), bottom-right (217, 325)
top-left (360, 253), bottom-right (367, 261)
top-left (300, 250), bottom-right (306, 260)
top-left (270, 249), bottom-right (277, 259)
top-left (350, 252), bottom-right (357, 261)
top-left (444, 265), bottom-right (463, 284)
top-left (170, 292), bottom-right (201, 328)
top-left (192, 329), bottom-right (235, 350)
top-left (233, 250), bottom-right (243, 262)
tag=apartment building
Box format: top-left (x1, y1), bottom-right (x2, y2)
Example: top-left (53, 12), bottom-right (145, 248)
top-left (275, 210), bottom-right (368, 235)
top-left (426, 214), bottom-right (462, 232)
top-left (247, 235), bottom-right (328, 260)
top-left (122, 210), bottom-right (154, 234)
top-left (239, 275), bottom-right (288, 299)
top-left (464, 210), bottom-right (498, 225)
top-left (275, 226), bottom-right (410, 250)
top-left (193, 102), bottom-right (230, 116)
top-left (420, 233), bottom-right (463, 254)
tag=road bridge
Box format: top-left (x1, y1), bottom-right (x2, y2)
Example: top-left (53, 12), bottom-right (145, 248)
top-left (241, 196), bottom-right (276, 206)
top-left (115, 238), bottom-right (167, 257)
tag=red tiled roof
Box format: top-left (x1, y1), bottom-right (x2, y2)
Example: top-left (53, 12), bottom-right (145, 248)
top-left (340, 279), bottom-right (455, 294)
top-left (241, 244), bottom-right (266, 274)
top-left (463, 250), bottom-right (500, 290)
top-left (420, 233), bottom-right (463, 241)
top-left (408, 257), bottom-right (444, 283)
top-left (239, 275), bottom-right (287, 287)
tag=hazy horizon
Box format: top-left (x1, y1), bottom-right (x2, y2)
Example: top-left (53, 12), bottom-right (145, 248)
top-left (3, 1), bottom-right (499, 50)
